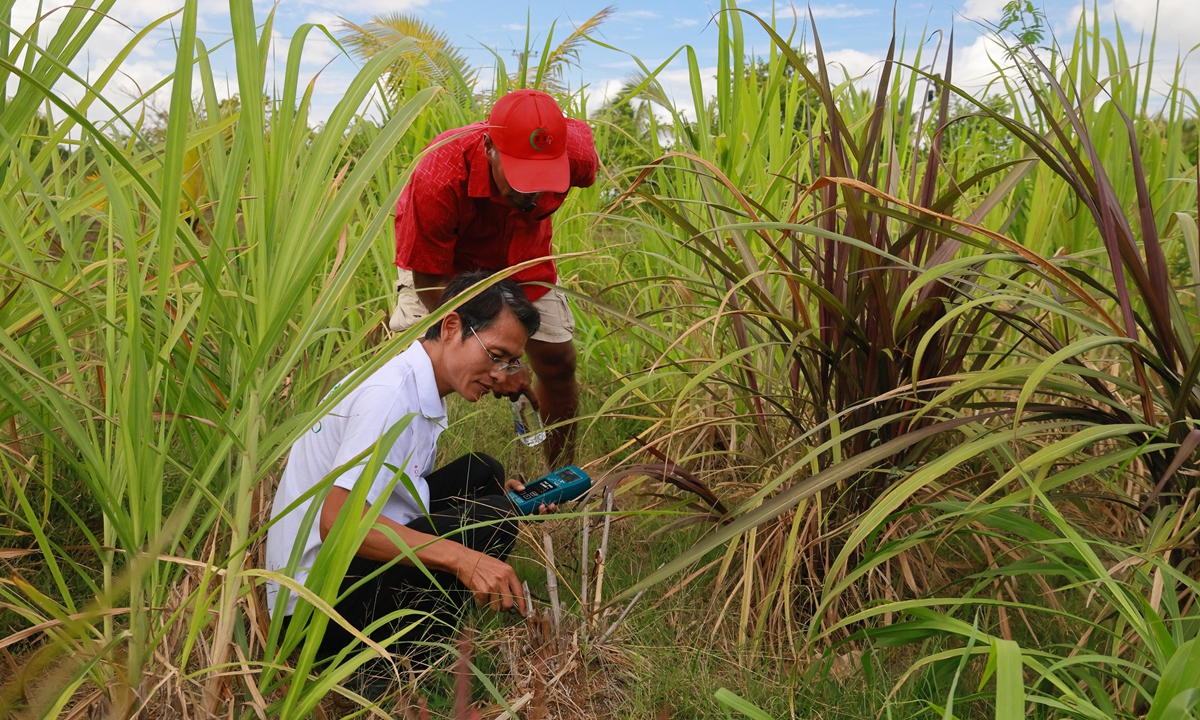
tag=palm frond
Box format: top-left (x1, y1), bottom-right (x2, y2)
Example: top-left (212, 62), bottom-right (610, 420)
top-left (337, 13), bottom-right (475, 105)
top-left (536, 6), bottom-right (615, 91)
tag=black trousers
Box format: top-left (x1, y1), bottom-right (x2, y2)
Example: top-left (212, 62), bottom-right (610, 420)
top-left (288, 452), bottom-right (517, 664)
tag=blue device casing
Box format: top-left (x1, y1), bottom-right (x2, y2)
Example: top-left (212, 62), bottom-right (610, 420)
top-left (506, 465), bottom-right (592, 515)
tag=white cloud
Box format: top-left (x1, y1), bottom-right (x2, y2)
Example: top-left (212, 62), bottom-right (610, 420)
top-left (808, 4), bottom-right (879, 19)
top-left (111, 0), bottom-right (209, 26)
top-left (823, 48), bottom-right (886, 82)
top-left (327, 0), bottom-right (429, 13)
top-left (779, 3), bottom-right (879, 22)
top-left (475, 65), bottom-right (496, 90)
top-left (305, 11), bottom-right (342, 28)
top-left (8, 1), bottom-right (197, 112)
top-left (20, 0), bottom-right (1195, 133)
top-left (1110, 0), bottom-right (1200, 55)
top-left (1070, 1), bottom-right (1200, 100)
top-left (950, 33), bottom-right (1015, 95)
top-left (961, 0), bottom-right (1009, 23)
top-left (951, 1), bottom-right (1199, 102)
top-left (6, 0), bottom-right (390, 132)
top-left (585, 78), bottom-right (626, 113)
top-left (647, 65), bottom-right (720, 121)
top-left (1104, 0), bottom-right (1200, 86)
top-left (109, 57), bottom-right (178, 100)
top-left (270, 26), bottom-right (340, 69)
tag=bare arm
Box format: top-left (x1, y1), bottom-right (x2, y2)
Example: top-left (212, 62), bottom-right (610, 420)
top-left (319, 486), bottom-right (525, 614)
top-left (412, 271), bottom-right (449, 312)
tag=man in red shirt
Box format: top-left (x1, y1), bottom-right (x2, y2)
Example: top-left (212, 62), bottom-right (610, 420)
top-left (390, 89), bottom-right (599, 465)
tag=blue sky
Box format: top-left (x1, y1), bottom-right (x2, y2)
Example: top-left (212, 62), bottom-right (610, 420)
top-left (12, 0), bottom-right (1199, 124)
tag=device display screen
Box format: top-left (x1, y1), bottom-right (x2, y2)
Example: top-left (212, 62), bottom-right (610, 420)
top-left (557, 467), bottom-right (582, 482)
top-left (517, 478), bottom-right (556, 500)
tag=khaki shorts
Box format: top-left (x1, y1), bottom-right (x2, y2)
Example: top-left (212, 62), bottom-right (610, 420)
top-left (388, 268), bottom-right (575, 344)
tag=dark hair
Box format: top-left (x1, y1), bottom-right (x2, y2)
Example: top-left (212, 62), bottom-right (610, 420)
top-left (423, 271), bottom-right (541, 341)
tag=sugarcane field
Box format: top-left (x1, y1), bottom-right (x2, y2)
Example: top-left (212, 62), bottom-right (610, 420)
top-left (1, 0), bottom-right (1199, 717)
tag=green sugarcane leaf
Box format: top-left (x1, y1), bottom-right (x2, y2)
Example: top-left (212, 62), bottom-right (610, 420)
top-left (713, 688), bottom-right (776, 720)
top-left (994, 639), bottom-right (1025, 720)
top-left (1147, 639), bottom-right (1200, 720)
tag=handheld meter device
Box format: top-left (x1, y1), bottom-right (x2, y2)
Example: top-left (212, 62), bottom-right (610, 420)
top-left (507, 465), bottom-right (592, 515)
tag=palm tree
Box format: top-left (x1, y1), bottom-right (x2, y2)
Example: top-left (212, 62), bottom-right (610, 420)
top-left (338, 8), bottom-right (614, 112)
top-left (594, 78), bottom-right (660, 174)
top-left (507, 6), bottom-right (615, 96)
top-left (337, 13), bottom-right (476, 108)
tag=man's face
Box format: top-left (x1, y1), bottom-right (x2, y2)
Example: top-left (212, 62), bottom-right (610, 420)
top-left (443, 310), bottom-right (528, 402)
top-left (483, 135), bottom-right (542, 212)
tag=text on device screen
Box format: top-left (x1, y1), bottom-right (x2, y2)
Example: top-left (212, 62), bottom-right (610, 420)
top-left (518, 478), bottom-right (557, 500)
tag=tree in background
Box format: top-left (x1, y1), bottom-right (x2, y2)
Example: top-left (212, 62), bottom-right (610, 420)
top-left (997, 0), bottom-right (1047, 46)
top-left (592, 81), bottom-right (659, 188)
top-left (338, 8), bottom-right (615, 110)
top-left (501, 7), bottom-right (615, 96)
top-left (746, 50), bottom-right (821, 133)
top-left (338, 13), bottom-right (476, 107)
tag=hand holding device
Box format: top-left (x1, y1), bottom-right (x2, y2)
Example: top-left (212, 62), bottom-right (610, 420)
top-left (506, 465), bottom-right (592, 515)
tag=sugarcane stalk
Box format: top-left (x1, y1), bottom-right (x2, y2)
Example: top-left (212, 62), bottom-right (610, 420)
top-left (598, 562), bottom-right (661, 645)
top-left (542, 533), bottom-right (561, 633)
top-left (580, 496), bottom-right (590, 624)
top-left (598, 588), bottom-right (647, 644)
top-left (494, 657), bottom-right (578, 720)
top-left (591, 486), bottom-right (615, 621)
top-left (204, 386), bottom-right (259, 715)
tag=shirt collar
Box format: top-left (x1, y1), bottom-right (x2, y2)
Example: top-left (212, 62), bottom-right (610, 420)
top-left (402, 341), bottom-right (448, 421)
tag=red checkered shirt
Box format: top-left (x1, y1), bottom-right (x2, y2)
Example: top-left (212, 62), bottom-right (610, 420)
top-left (394, 120), bottom-right (598, 301)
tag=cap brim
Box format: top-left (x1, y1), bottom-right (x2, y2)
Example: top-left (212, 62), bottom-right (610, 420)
top-left (497, 151), bottom-right (570, 194)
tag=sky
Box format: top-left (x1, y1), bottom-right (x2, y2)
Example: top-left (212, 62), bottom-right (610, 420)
top-left (9, 0), bottom-right (1200, 125)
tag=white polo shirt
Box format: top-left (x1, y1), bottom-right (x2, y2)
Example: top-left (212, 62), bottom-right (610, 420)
top-left (264, 341), bottom-right (448, 617)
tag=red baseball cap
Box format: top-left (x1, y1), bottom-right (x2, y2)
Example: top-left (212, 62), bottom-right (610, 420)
top-left (487, 89), bottom-right (569, 194)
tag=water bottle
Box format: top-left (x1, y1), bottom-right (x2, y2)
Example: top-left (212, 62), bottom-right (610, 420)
top-left (510, 395), bottom-right (546, 447)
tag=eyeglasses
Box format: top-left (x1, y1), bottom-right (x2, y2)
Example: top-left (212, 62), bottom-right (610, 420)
top-left (470, 326), bottom-right (524, 375)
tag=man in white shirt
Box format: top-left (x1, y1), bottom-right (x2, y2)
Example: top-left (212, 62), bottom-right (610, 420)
top-left (264, 272), bottom-right (551, 680)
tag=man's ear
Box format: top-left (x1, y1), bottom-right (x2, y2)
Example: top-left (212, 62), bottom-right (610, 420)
top-left (441, 311), bottom-right (462, 340)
